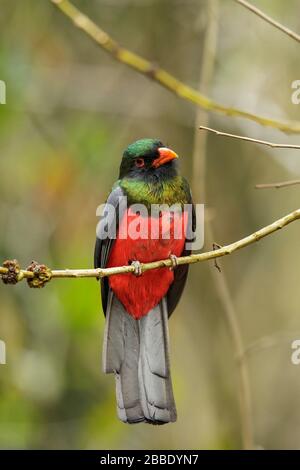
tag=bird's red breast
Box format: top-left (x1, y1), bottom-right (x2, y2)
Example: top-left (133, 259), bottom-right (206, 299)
top-left (107, 208), bottom-right (188, 319)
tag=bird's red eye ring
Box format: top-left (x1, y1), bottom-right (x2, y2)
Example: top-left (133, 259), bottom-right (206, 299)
top-left (135, 158), bottom-right (145, 168)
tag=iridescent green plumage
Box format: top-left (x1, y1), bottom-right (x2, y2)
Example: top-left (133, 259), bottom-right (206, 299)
top-left (119, 175), bottom-right (191, 208)
top-left (124, 138), bottom-right (162, 159)
top-left (117, 138), bottom-right (191, 208)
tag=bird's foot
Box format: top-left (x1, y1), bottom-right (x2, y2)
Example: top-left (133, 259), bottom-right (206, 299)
top-left (169, 254), bottom-right (178, 271)
top-left (131, 260), bottom-right (142, 277)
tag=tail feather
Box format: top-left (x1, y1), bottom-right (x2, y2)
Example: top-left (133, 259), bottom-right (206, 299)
top-left (103, 292), bottom-right (144, 423)
top-left (103, 293), bottom-right (176, 424)
top-left (138, 299), bottom-right (177, 423)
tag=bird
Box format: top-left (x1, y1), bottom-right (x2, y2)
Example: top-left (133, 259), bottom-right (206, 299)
top-left (94, 138), bottom-right (195, 425)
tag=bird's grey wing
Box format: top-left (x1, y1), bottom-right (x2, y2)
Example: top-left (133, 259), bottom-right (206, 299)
top-left (94, 185), bottom-right (126, 314)
top-left (167, 194), bottom-right (196, 316)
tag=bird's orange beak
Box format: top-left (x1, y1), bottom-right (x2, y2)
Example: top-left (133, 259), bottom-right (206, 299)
top-left (152, 147), bottom-right (178, 168)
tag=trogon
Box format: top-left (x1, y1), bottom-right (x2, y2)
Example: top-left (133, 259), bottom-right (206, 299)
top-left (94, 139), bottom-right (195, 424)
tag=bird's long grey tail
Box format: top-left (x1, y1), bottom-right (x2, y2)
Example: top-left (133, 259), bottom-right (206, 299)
top-left (103, 292), bottom-right (177, 424)
top-left (138, 298), bottom-right (177, 424)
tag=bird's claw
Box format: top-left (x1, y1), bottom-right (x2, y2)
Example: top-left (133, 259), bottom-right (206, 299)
top-left (169, 254), bottom-right (178, 271)
top-left (131, 260), bottom-right (142, 277)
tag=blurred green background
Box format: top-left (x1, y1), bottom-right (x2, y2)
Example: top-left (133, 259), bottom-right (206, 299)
top-left (1, 0), bottom-right (300, 450)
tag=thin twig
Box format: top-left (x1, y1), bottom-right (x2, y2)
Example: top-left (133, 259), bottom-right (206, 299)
top-left (50, 0), bottom-right (300, 134)
top-left (199, 126), bottom-right (300, 149)
top-left (234, 0), bottom-right (300, 44)
top-left (255, 180), bottom-right (300, 190)
top-left (238, 331), bottom-right (300, 360)
top-left (192, 0), bottom-right (219, 203)
top-left (208, 232), bottom-right (254, 449)
top-left (208, 219), bottom-right (253, 450)
top-left (1, 207), bottom-right (300, 284)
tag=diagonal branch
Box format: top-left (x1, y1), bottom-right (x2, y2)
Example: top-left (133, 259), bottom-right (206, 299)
top-left (50, 0), bottom-right (300, 134)
top-left (1, 207), bottom-right (300, 286)
top-left (199, 125), bottom-right (300, 149)
top-left (255, 180), bottom-right (300, 190)
top-left (199, 125), bottom-right (300, 192)
top-left (239, 331), bottom-right (300, 360)
top-left (234, 0), bottom-right (300, 44)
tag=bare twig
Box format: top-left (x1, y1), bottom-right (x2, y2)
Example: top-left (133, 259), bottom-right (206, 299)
top-left (200, 124), bottom-right (300, 192)
top-left (1, 207), bottom-right (300, 285)
top-left (208, 231), bottom-right (254, 449)
top-left (239, 331), bottom-right (300, 360)
top-left (199, 126), bottom-right (300, 149)
top-left (50, 0), bottom-right (300, 133)
top-left (208, 221), bottom-right (253, 450)
top-left (256, 180), bottom-right (300, 190)
top-left (192, 0), bottom-right (219, 203)
top-left (234, 0), bottom-right (300, 44)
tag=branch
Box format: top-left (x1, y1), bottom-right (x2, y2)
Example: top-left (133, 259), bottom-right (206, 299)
top-left (50, 0), bottom-right (300, 134)
top-left (239, 331), bottom-right (300, 360)
top-left (255, 180), bottom-right (300, 190)
top-left (199, 125), bottom-right (300, 149)
top-left (1, 208), bottom-right (300, 287)
top-left (200, 125), bottom-right (300, 192)
top-left (234, 0), bottom-right (300, 44)
top-left (192, 1), bottom-right (219, 202)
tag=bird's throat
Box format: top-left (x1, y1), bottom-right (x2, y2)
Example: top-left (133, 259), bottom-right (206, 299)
top-left (119, 176), bottom-right (190, 209)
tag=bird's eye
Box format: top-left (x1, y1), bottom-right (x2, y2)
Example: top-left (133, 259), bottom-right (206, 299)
top-left (135, 158), bottom-right (145, 168)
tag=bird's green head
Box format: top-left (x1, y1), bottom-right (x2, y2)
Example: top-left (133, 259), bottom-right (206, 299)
top-left (119, 139), bottom-right (178, 180)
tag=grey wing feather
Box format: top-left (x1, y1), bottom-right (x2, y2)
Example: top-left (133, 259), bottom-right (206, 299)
top-left (96, 186), bottom-right (146, 423)
top-left (167, 197), bottom-right (196, 316)
top-left (94, 185), bottom-right (126, 314)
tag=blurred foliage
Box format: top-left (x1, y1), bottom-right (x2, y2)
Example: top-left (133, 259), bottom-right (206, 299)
top-left (1, 0), bottom-right (300, 450)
